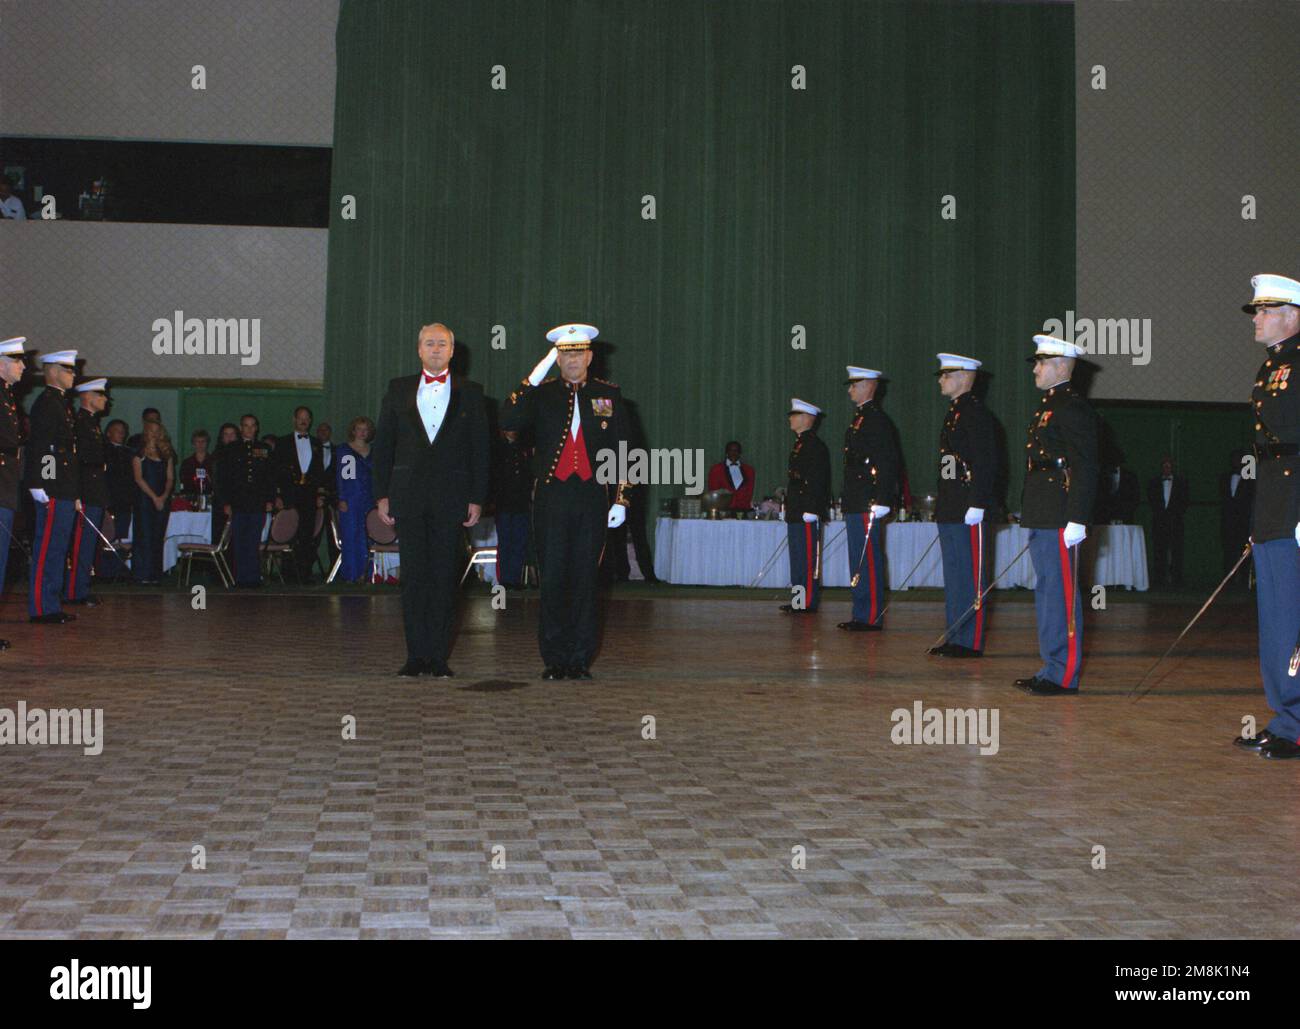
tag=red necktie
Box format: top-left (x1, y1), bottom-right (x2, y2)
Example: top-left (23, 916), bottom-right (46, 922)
top-left (423, 371), bottom-right (448, 385)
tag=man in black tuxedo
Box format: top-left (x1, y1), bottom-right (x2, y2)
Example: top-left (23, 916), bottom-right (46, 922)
top-left (373, 322), bottom-right (490, 678)
top-left (1147, 455), bottom-right (1190, 587)
top-left (273, 406), bottom-right (327, 583)
top-left (1219, 447), bottom-right (1255, 586)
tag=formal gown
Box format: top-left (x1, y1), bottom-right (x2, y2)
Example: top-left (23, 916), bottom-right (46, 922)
top-left (334, 443), bottom-right (375, 582)
top-left (133, 455), bottom-right (171, 582)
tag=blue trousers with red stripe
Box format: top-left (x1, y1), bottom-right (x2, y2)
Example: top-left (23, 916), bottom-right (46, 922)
top-left (786, 518), bottom-right (822, 611)
top-left (844, 511), bottom-right (885, 625)
top-left (1253, 537), bottom-right (1300, 742)
top-left (1028, 528), bottom-right (1083, 690)
top-left (28, 498), bottom-right (75, 618)
top-left (65, 504), bottom-right (103, 601)
top-left (0, 505), bottom-right (13, 594)
top-left (938, 520), bottom-right (987, 650)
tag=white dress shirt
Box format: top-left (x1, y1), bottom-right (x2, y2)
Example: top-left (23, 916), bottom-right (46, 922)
top-left (320, 442), bottom-right (333, 469)
top-left (418, 373), bottom-right (450, 442)
top-left (1162, 477), bottom-right (1172, 507)
top-left (727, 460), bottom-right (743, 490)
top-left (294, 433), bottom-right (312, 474)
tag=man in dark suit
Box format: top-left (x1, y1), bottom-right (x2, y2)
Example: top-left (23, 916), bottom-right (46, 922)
top-left (1219, 447), bottom-right (1255, 585)
top-left (25, 349), bottom-right (81, 624)
top-left (273, 406), bottom-right (327, 583)
top-left (500, 323), bottom-right (631, 680)
top-left (0, 336), bottom-right (28, 650)
top-left (373, 322), bottom-right (490, 678)
top-left (1147, 455), bottom-right (1189, 587)
top-left (98, 418), bottom-right (135, 580)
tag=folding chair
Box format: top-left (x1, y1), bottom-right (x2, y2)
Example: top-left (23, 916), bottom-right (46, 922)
top-left (261, 508), bottom-right (299, 583)
top-left (365, 508), bottom-right (399, 584)
top-left (178, 520), bottom-right (233, 588)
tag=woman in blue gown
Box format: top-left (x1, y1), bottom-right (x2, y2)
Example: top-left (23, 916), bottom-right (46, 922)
top-left (334, 416), bottom-right (376, 583)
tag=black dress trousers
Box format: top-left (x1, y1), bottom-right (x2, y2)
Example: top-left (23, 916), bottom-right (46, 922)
top-left (533, 477), bottom-right (607, 667)
top-left (395, 505), bottom-right (464, 664)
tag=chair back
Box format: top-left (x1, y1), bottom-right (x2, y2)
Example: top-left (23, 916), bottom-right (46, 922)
top-left (366, 507), bottom-right (397, 545)
top-left (268, 508), bottom-right (299, 544)
top-left (215, 519), bottom-right (232, 549)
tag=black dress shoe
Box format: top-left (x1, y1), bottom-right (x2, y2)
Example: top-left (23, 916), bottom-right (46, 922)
top-left (396, 658), bottom-right (431, 677)
top-left (779, 605), bottom-right (816, 614)
top-left (838, 620), bottom-right (881, 631)
top-left (943, 644), bottom-right (983, 658)
top-left (1260, 737), bottom-right (1300, 760)
top-left (29, 612), bottom-right (75, 624)
top-left (1015, 676), bottom-right (1076, 696)
top-left (927, 643), bottom-right (954, 655)
top-left (567, 665), bottom-right (593, 679)
top-left (428, 662), bottom-right (454, 679)
top-left (542, 665), bottom-right (567, 680)
top-left (1233, 729), bottom-right (1275, 750)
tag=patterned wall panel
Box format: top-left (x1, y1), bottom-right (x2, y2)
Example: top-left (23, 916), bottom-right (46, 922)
top-left (3, 221), bottom-right (326, 382)
top-left (0, 0), bottom-right (338, 145)
top-left (1076, 0), bottom-right (1300, 401)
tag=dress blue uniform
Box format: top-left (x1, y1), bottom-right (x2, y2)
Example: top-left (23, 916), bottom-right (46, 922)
top-left (66, 380), bottom-right (109, 604)
top-left (1017, 336), bottom-right (1098, 694)
top-left (1236, 275), bottom-right (1300, 759)
top-left (0, 337), bottom-right (26, 647)
top-left (930, 354), bottom-right (998, 656)
top-left (782, 399), bottom-right (831, 613)
top-left (839, 369), bottom-right (899, 629)
top-left (215, 432), bottom-right (274, 586)
top-left (24, 352), bottom-right (81, 622)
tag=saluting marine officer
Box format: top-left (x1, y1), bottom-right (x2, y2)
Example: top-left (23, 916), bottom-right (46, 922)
top-left (501, 324), bottom-right (631, 680)
top-left (1015, 334), bottom-right (1098, 695)
top-left (25, 350), bottom-right (81, 624)
top-left (928, 354), bottom-right (998, 657)
top-left (1232, 274), bottom-right (1300, 759)
top-left (0, 336), bottom-right (28, 650)
top-left (839, 367), bottom-right (899, 631)
top-left (66, 377), bottom-right (110, 607)
top-left (215, 413), bottom-right (275, 587)
top-left (781, 398), bottom-right (831, 614)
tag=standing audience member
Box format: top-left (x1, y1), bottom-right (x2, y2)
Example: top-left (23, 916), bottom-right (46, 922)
top-left (1220, 447), bottom-right (1255, 586)
top-left (126, 408), bottom-right (161, 450)
top-left (706, 441), bottom-right (756, 511)
top-left (179, 429), bottom-right (215, 497)
top-left (216, 414), bottom-right (275, 588)
top-left (99, 418), bottom-right (135, 579)
top-left (1147, 455), bottom-right (1189, 587)
top-left (316, 420), bottom-right (340, 573)
top-left (334, 416), bottom-right (376, 584)
top-left (274, 406), bottom-right (326, 584)
top-left (0, 175), bottom-right (26, 220)
top-left (210, 422), bottom-right (240, 545)
top-left (493, 428), bottom-right (534, 588)
top-left (132, 421), bottom-right (175, 584)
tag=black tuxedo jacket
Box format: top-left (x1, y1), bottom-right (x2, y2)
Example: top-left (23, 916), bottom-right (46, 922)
top-left (274, 432), bottom-right (326, 504)
top-left (1147, 475), bottom-right (1189, 520)
top-left (372, 373), bottom-right (490, 520)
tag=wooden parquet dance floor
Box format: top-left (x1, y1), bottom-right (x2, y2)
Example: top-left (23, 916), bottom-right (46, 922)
top-left (0, 586), bottom-right (1296, 939)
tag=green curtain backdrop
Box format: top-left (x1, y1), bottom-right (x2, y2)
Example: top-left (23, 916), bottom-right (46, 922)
top-left (324, 0), bottom-right (1074, 531)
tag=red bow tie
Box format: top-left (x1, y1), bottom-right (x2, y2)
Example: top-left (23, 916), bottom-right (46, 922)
top-left (423, 371), bottom-right (448, 385)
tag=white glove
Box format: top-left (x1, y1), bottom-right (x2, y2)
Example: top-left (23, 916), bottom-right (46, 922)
top-left (870, 505), bottom-right (890, 519)
top-left (964, 507), bottom-right (984, 525)
top-left (607, 504), bottom-right (626, 529)
top-left (1063, 521), bottom-right (1087, 547)
top-left (1294, 521), bottom-right (1299, 547)
top-left (29, 488), bottom-right (49, 504)
top-left (801, 512), bottom-right (819, 524)
top-left (527, 346), bottom-right (559, 386)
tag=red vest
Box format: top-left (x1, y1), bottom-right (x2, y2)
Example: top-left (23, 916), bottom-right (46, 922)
top-left (554, 422), bottom-right (593, 481)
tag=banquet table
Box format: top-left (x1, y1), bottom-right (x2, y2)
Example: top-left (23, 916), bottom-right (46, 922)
top-left (150, 511), bottom-right (500, 582)
top-left (652, 517), bottom-right (1149, 591)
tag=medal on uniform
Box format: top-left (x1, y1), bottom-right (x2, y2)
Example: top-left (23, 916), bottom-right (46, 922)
top-left (592, 398), bottom-right (613, 416)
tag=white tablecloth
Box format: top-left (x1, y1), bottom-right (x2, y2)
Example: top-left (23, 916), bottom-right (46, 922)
top-left (653, 517), bottom-right (1148, 591)
top-left (123, 511), bottom-right (267, 572)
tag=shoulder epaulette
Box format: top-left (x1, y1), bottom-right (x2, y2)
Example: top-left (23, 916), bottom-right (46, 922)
top-left (592, 376), bottom-right (619, 388)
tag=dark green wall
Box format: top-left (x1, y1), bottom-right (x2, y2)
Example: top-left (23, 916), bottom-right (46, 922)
top-left (323, 0), bottom-right (1076, 531)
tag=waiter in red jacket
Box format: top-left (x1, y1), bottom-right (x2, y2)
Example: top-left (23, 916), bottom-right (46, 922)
top-left (706, 441), bottom-right (755, 511)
